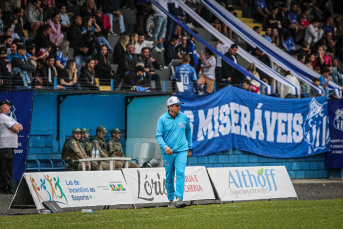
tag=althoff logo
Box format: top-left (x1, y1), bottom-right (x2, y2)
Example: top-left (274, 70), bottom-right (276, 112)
top-left (228, 168), bottom-right (277, 199)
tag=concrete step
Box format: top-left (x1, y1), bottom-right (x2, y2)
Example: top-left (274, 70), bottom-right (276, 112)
top-left (196, 27), bottom-right (215, 42)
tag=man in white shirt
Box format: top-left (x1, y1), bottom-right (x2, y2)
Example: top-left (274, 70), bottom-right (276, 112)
top-left (198, 47), bottom-right (216, 94)
top-left (215, 40), bottom-right (230, 89)
top-left (0, 99), bottom-right (23, 194)
top-left (304, 19), bottom-right (322, 45)
top-left (134, 33), bottom-right (165, 55)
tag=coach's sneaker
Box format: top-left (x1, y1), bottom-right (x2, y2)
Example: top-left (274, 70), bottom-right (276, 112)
top-left (174, 197), bottom-right (186, 208)
top-left (168, 201), bottom-right (175, 209)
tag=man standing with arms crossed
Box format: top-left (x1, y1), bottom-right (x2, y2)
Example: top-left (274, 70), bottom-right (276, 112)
top-left (0, 99), bottom-right (23, 194)
top-left (156, 96), bottom-right (192, 208)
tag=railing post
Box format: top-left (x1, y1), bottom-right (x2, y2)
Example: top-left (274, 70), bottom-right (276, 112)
top-left (54, 77), bottom-right (57, 90)
top-left (164, 81), bottom-right (167, 92)
top-left (111, 79), bottom-right (114, 91)
top-left (304, 85), bottom-right (307, 98)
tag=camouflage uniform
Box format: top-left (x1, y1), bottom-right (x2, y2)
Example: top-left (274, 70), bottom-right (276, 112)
top-left (91, 126), bottom-right (123, 170)
top-left (79, 128), bottom-right (101, 170)
top-left (61, 134), bottom-right (90, 171)
top-left (108, 128), bottom-right (139, 168)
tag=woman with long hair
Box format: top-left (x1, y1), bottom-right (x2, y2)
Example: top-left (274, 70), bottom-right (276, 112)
top-left (313, 45), bottom-right (332, 67)
top-left (130, 32), bottom-right (138, 46)
top-left (58, 60), bottom-right (82, 90)
top-left (271, 28), bottom-right (281, 48)
top-left (113, 33), bottom-right (130, 64)
top-left (47, 13), bottom-right (64, 47)
top-left (246, 62), bottom-right (260, 87)
top-left (55, 40), bottom-right (70, 70)
top-left (80, 58), bottom-right (99, 90)
top-left (82, 17), bottom-right (113, 53)
top-left (95, 45), bottom-right (114, 84)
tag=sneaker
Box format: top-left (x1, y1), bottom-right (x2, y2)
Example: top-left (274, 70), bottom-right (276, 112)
top-left (167, 201), bottom-right (175, 209)
top-left (162, 66), bottom-right (169, 70)
top-left (174, 197), bottom-right (186, 208)
top-left (187, 23), bottom-right (195, 29)
top-left (153, 47), bottom-right (162, 53)
top-left (161, 47), bottom-right (165, 51)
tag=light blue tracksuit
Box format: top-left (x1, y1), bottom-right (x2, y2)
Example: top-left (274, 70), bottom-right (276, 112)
top-left (156, 111), bottom-right (192, 201)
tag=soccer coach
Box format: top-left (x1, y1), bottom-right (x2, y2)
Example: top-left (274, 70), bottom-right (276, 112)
top-left (0, 99), bottom-right (23, 194)
top-left (156, 96), bottom-right (192, 208)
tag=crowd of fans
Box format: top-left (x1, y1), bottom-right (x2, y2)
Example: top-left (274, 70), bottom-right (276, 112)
top-left (0, 0), bottom-right (342, 98)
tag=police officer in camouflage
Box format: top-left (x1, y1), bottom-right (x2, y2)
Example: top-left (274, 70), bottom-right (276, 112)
top-left (79, 128), bottom-right (101, 170)
top-left (90, 126), bottom-right (123, 170)
top-left (62, 128), bottom-right (91, 171)
top-left (107, 128), bottom-right (139, 168)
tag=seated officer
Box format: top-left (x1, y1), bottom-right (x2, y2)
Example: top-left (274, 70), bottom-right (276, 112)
top-left (79, 127), bottom-right (101, 170)
top-left (107, 128), bottom-right (139, 168)
top-left (91, 126), bottom-right (123, 170)
top-left (61, 128), bottom-right (91, 171)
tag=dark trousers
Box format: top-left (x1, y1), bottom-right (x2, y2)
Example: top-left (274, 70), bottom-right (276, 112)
top-left (0, 148), bottom-right (14, 192)
top-left (146, 72), bottom-right (162, 91)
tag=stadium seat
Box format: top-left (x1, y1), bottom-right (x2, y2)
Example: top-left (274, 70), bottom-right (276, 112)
top-left (132, 142), bottom-right (157, 167)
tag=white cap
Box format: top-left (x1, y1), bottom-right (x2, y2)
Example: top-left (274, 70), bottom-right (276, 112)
top-left (166, 96), bottom-right (184, 106)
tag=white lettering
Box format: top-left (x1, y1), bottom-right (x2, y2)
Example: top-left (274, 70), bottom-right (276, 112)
top-left (251, 109), bottom-right (264, 140)
top-left (240, 105), bottom-right (251, 137)
top-left (292, 113), bottom-right (303, 143)
top-left (197, 109), bottom-right (214, 141)
top-left (230, 102), bottom-right (240, 135)
top-left (265, 111), bottom-right (277, 142)
top-left (277, 113), bottom-right (287, 143)
top-left (219, 104), bottom-right (231, 135)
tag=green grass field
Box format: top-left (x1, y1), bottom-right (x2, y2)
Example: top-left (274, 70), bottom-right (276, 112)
top-left (1, 199), bottom-right (342, 228)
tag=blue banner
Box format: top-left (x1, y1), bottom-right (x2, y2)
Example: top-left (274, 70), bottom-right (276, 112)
top-left (0, 90), bottom-right (34, 180)
top-left (325, 100), bottom-right (343, 168)
top-left (179, 86), bottom-right (330, 158)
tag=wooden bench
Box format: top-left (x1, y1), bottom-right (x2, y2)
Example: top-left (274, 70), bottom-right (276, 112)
top-left (78, 157), bottom-right (131, 171)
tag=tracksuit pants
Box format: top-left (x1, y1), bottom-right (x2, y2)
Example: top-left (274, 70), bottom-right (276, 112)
top-left (162, 151), bottom-right (187, 201)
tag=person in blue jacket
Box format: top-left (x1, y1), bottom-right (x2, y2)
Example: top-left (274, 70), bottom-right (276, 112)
top-left (156, 96), bottom-right (192, 208)
top-left (282, 31), bottom-right (295, 54)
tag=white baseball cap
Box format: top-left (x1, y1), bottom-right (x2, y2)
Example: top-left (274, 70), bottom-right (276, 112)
top-left (166, 96), bottom-right (184, 106)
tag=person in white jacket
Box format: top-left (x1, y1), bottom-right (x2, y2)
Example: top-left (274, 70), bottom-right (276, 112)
top-left (279, 71), bottom-right (301, 98)
top-left (304, 19), bottom-right (323, 45)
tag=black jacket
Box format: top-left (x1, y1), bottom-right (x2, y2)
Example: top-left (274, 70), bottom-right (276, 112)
top-left (116, 52), bottom-right (137, 79)
top-left (95, 54), bottom-right (113, 80)
top-left (122, 71), bottom-right (147, 90)
top-left (11, 57), bottom-right (36, 86)
top-left (137, 55), bottom-right (155, 72)
top-left (67, 22), bottom-right (83, 41)
top-left (80, 66), bottom-right (99, 90)
top-left (164, 42), bottom-right (178, 66)
top-left (0, 57), bottom-right (11, 91)
top-left (72, 34), bottom-right (98, 58)
top-left (112, 43), bottom-right (125, 64)
top-left (37, 65), bottom-right (55, 88)
top-left (222, 52), bottom-right (244, 85)
top-left (32, 31), bottom-right (57, 53)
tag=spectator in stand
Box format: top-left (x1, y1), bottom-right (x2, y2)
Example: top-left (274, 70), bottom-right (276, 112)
top-left (215, 40), bottom-right (230, 89)
top-left (59, 5), bottom-right (71, 32)
top-left (130, 32), bottom-right (138, 46)
top-left (309, 78), bottom-right (323, 97)
top-left (152, 0), bottom-right (168, 53)
top-left (113, 33), bottom-right (129, 64)
top-left (12, 7), bottom-right (27, 45)
top-left (32, 24), bottom-right (56, 54)
top-left (304, 19), bottom-right (321, 46)
top-left (134, 33), bottom-right (164, 54)
top-left (42, 56), bottom-right (57, 88)
top-left (135, 0), bottom-right (149, 35)
top-left (332, 58), bottom-right (340, 73)
top-left (0, 46), bottom-right (11, 91)
top-left (296, 42), bottom-right (310, 60)
top-left (164, 35), bottom-right (181, 66)
top-left (55, 40), bottom-right (69, 70)
top-left (313, 45), bottom-right (332, 68)
top-left (186, 32), bottom-right (199, 68)
top-left (298, 54), bottom-right (306, 64)
top-left (67, 15), bottom-right (83, 41)
top-left (222, 44), bottom-right (240, 86)
top-left (7, 42), bottom-right (17, 63)
top-left (319, 67), bottom-right (332, 98)
top-left (198, 47), bottom-right (216, 94)
top-left (102, 0), bottom-right (126, 35)
top-left (122, 65), bottom-right (147, 91)
top-left (47, 13), bottom-right (63, 47)
top-left (299, 7), bottom-right (310, 28)
top-left (271, 28), bottom-right (282, 48)
top-left (282, 31), bottom-right (296, 54)
top-left (117, 43), bottom-right (137, 79)
top-left (2, 27), bottom-right (19, 43)
top-left (322, 16), bottom-right (336, 37)
top-left (82, 17), bottom-right (113, 53)
top-left (312, 31), bottom-right (335, 56)
top-left (137, 47), bottom-right (162, 91)
top-left (72, 30), bottom-right (98, 76)
top-left (242, 80), bottom-right (260, 93)
top-left (308, 0), bottom-right (323, 22)
top-left (279, 71), bottom-right (301, 98)
top-left (262, 26), bottom-right (272, 42)
top-left (251, 0), bottom-right (271, 22)
top-left (80, 58), bottom-right (99, 90)
top-left (327, 64), bottom-right (343, 87)
top-left (26, 44), bottom-right (42, 67)
top-left (58, 60), bottom-right (82, 90)
top-left (1, 36), bottom-right (12, 55)
top-left (287, 2), bottom-right (303, 42)
top-left (246, 62), bottom-right (260, 87)
top-left (165, 2), bottom-right (181, 42)
top-left (23, 0), bottom-right (43, 38)
top-left (267, 7), bottom-right (280, 29)
top-left (305, 54), bottom-right (315, 70)
top-left (11, 44), bottom-right (36, 88)
top-left (36, 58), bottom-right (48, 88)
top-left (95, 45), bottom-right (114, 83)
top-left (172, 54), bottom-right (199, 95)
top-left (80, 0), bottom-right (96, 18)
top-left (176, 35), bottom-right (188, 57)
top-left (255, 47), bottom-right (272, 83)
top-left (36, 41), bottom-right (51, 61)
top-left (277, 3), bottom-right (289, 35)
